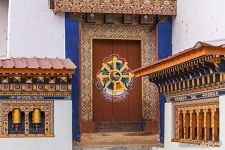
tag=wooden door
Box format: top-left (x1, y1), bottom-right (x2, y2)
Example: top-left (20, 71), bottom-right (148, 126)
top-left (93, 39), bottom-right (142, 122)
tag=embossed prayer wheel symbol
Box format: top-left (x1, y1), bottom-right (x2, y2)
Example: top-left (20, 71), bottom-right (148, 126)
top-left (95, 54), bottom-right (135, 102)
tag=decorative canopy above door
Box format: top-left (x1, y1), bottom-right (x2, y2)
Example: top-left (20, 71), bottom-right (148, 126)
top-left (134, 41), bottom-right (225, 98)
top-left (50, 0), bottom-right (176, 15)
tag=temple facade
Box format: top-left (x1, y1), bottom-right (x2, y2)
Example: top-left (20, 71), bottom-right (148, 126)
top-left (0, 0), bottom-right (225, 150)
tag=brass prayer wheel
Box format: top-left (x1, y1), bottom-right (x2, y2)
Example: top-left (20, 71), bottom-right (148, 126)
top-left (32, 108), bottom-right (41, 131)
top-left (12, 108), bottom-right (21, 131)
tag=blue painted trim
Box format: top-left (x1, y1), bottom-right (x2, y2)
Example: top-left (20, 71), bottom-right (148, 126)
top-left (65, 13), bottom-right (80, 141)
top-left (158, 18), bottom-right (172, 60)
top-left (159, 93), bottom-right (166, 142)
top-left (157, 17), bottom-right (172, 143)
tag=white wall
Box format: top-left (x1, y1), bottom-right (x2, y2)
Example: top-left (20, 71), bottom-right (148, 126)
top-left (153, 98), bottom-right (225, 150)
top-left (0, 100), bottom-right (72, 150)
top-left (7, 0), bottom-right (65, 58)
top-left (172, 0), bottom-right (225, 54)
top-left (0, 0), bottom-right (8, 57)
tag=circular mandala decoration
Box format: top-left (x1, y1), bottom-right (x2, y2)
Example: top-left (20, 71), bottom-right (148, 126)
top-left (95, 54), bottom-right (135, 102)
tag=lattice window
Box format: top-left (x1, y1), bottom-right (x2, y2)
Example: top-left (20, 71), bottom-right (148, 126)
top-left (172, 98), bottom-right (219, 146)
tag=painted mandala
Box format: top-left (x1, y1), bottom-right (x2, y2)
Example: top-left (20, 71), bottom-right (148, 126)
top-left (95, 54), bottom-right (135, 102)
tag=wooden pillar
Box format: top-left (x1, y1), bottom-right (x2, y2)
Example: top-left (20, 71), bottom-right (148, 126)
top-left (178, 111), bottom-right (184, 139)
top-left (175, 109), bottom-right (180, 139)
top-left (183, 109), bottom-right (186, 139)
top-left (196, 109), bottom-right (203, 140)
top-left (190, 110), bottom-right (197, 140)
top-left (204, 109), bottom-right (211, 141)
top-left (214, 108), bottom-right (219, 142)
top-left (203, 109), bottom-right (207, 141)
top-left (184, 110), bottom-right (190, 139)
top-left (211, 108), bottom-right (216, 142)
top-left (189, 110), bottom-right (193, 140)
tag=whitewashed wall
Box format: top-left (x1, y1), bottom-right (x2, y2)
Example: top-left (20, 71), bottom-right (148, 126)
top-left (172, 0), bottom-right (225, 54)
top-left (0, 100), bottom-right (72, 150)
top-left (7, 0), bottom-right (65, 58)
top-left (153, 97), bottom-right (225, 150)
top-left (0, 0), bottom-right (8, 57)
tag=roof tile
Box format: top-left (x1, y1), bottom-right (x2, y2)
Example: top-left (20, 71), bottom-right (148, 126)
top-left (49, 58), bottom-right (64, 69)
top-left (2, 59), bottom-right (14, 68)
top-left (0, 57), bottom-right (76, 70)
top-left (60, 59), bottom-right (76, 69)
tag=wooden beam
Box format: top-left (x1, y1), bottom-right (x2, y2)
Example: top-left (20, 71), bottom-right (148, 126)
top-left (134, 46), bottom-right (225, 78)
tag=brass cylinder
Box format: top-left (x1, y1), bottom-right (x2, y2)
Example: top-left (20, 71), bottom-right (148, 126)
top-left (12, 108), bottom-right (21, 131)
top-left (32, 108), bottom-right (41, 124)
top-left (12, 108), bottom-right (21, 124)
top-left (32, 108), bottom-right (41, 131)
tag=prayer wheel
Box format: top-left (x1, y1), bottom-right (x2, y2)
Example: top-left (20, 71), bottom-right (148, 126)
top-left (32, 108), bottom-right (41, 131)
top-left (12, 108), bottom-right (21, 131)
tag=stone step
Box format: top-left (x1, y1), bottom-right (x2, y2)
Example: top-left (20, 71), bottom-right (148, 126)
top-left (74, 132), bottom-right (161, 148)
top-left (95, 121), bottom-right (146, 132)
top-left (73, 146), bottom-right (153, 150)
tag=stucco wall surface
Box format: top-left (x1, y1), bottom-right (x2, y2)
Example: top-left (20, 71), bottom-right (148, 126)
top-left (7, 0), bottom-right (65, 58)
top-left (0, 0), bottom-right (8, 57)
top-left (172, 0), bottom-right (225, 54)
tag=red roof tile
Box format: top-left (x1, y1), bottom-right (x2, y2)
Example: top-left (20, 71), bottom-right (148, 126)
top-left (0, 57), bottom-right (76, 74)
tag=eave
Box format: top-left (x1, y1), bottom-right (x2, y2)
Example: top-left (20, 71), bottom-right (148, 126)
top-left (134, 43), bottom-right (225, 78)
top-left (134, 41), bottom-right (225, 97)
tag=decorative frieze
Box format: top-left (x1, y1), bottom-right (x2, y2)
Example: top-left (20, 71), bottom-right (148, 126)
top-left (167, 91), bottom-right (220, 102)
top-left (0, 74), bottom-right (72, 97)
top-left (51, 0), bottom-right (177, 15)
top-left (69, 13), bottom-right (157, 27)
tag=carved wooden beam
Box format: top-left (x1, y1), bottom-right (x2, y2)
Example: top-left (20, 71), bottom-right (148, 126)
top-left (52, 0), bottom-right (177, 15)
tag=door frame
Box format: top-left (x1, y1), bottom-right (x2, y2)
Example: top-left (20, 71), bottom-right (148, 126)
top-left (80, 23), bottom-right (158, 127)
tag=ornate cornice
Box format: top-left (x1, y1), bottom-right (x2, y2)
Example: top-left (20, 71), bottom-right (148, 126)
top-left (0, 74), bottom-right (72, 98)
top-left (51, 0), bottom-right (177, 15)
top-left (134, 42), bottom-right (225, 101)
top-left (0, 58), bottom-right (75, 98)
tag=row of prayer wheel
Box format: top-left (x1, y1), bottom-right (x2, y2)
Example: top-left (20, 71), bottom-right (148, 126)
top-left (12, 108), bottom-right (42, 131)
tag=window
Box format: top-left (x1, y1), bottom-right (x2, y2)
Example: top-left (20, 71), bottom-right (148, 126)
top-left (173, 99), bottom-right (219, 146)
